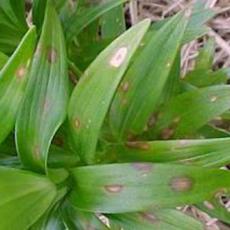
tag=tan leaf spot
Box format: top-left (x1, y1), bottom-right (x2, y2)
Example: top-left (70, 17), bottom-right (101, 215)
top-left (120, 81), bottom-right (129, 92)
top-left (43, 99), bottom-right (50, 112)
top-left (34, 145), bottom-right (40, 160)
top-left (126, 141), bottom-right (150, 150)
top-left (210, 96), bottom-right (217, 102)
top-left (74, 118), bottom-right (81, 129)
top-left (109, 47), bottom-right (128, 67)
top-left (148, 114), bottom-right (157, 128)
top-left (47, 47), bottom-right (58, 63)
top-left (170, 176), bottom-right (193, 192)
top-left (104, 184), bottom-right (123, 193)
top-left (140, 212), bottom-right (158, 224)
top-left (16, 66), bottom-right (26, 79)
top-left (173, 116), bottom-right (181, 124)
top-left (132, 163), bottom-right (152, 172)
top-left (161, 128), bottom-right (174, 140)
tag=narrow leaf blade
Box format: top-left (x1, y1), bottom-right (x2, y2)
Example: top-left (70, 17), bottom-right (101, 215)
top-left (65, 0), bottom-right (129, 42)
top-left (0, 167), bottom-right (56, 229)
top-left (0, 27), bottom-right (36, 144)
top-left (68, 19), bottom-right (150, 164)
top-left (16, 2), bottom-right (69, 173)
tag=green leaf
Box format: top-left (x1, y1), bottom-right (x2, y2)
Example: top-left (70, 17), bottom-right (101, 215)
top-left (31, 186), bottom-right (67, 230)
top-left (31, 208), bottom-right (65, 230)
top-left (150, 4), bottom-right (215, 45)
top-left (150, 85), bottom-right (230, 138)
top-left (69, 163), bottom-right (230, 213)
top-left (65, 0), bottom-right (129, 42)
top-left (185, 69), bottom-right (228, 88)
top-left (62, 202), bottom-right (109, 230)
top-left (182, 2), bottom-right (215, 44)
top-left (68, 19), bottom-right (150, 164)
top-left (0, 51), bottom-right (8, 69)
top-left (160, 52), bottom-right (181, 104)
top-left (32, 0), bottom-right (47, 32)
top-left (109, 209), bottom-right (203, 230)
top-left (0, 27), bottom-right (36, 144)
top-left (106, 137), bottom-right (230, 167)
top-left (0, 166), bottom-right (56, 229)
top-left (48, 145), bottom-right (80, 169)
top-left (16, 1), bottom-right (69, 173)
top-left (0, 0), bottom-right (28, 54)
top-left (198, 124), bottom-right (230, 138)
top-left (101, 5), bottom-right (126, 39)
top-left (109, 12), bottom-right (188, 140)
top-left (196, 38), bottom-right (215, 70)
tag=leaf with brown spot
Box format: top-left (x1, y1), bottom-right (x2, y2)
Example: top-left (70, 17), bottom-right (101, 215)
top-left (109, 209), bottom-right (203, 230)
top-left (68, 19), bottom-right (150, 164)
top-left (69, 163), bottom-right (230, 213)
top-left (169, 176), bottom-right (193, 192)
top-left (0, 27), bottom-right (36, 144)
top-left (109, 11), bottom-right (189, 140)
top-left (105, 137), bottom-right (230, 168)
top-left (105, 184), bottom-right (123, 193)
top-left (148, 85), bottom-right (230, 138)
top-left (16, 1), bottom-right (69, 173)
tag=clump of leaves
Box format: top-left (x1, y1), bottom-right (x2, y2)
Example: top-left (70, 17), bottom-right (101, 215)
top-left (0, 0), bottom-right (230, 229)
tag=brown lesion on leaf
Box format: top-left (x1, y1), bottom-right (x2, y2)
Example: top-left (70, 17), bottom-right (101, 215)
top-left (160, 116), bottom-right (180, 139)
top-left (43, 99), bottom-right (50, 113)
top-left (74, 118), bottom-right (81, 129)
top-left (169, 176), bottom-right (193, 192)
top-left (104, 184), bottom-right (123, 193)
top-left (140, 212), bottom-right (159, 224)
top-left (161, 127), bottom-right (174, 140)
top-left (120, 81), bottom-right (130, 92)
top-left (147, 113), bottom-right (158, 128)
top-left (109, 47), bottom-right (128, 68)
top-left (16, 65), bottom-right (27, 79)
top-left (33, 145), bottom-right (41, 160)
top-left (126, 141), bottom-right (150, 150)
top-left (52, 136), bottom-right (64, 147)
top-left (47, 46), bottom-right (58, 63)
top-left (132, 163), bottom-right (153, 172)
top-left (68, 70), bottom-right (78, 85)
